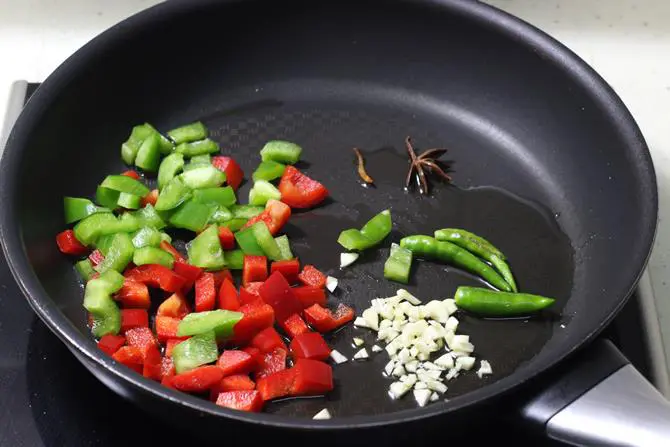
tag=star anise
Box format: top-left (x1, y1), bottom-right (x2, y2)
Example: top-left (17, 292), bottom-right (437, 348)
top-left (404, 136), bottom-right (452, 195)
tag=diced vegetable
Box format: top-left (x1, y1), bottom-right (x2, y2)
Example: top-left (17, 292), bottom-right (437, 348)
top-left (133, 246), bottom-right (174, 268)
top-left (171, 331), bottom-right (219, 374)
top-left (303, 303), bottom-right (354, 333)
top-left (278, 166), bottom-right (328, 209)
top-left (116, 279), bottom-right (151, 309)
top-left (195, 272), bottom-right (217, 312)
top-left (249, 180), bottom-right (282, 206)
top-left (340, 252), bottom-right (359, 268)
top-left (329, 350), bottom-right (348, 364)
top-left (64, 197), bottom-right (110, 224)
top-left (260, 140), bottom-right (302, 165)
top-left (216, 390), bottom-right (264, 412)
top-left (167, 121), bottom-right (208, 144)
top-left (158, 153), bottom-right (185, 190)
top-left (212, 156), bottom-right (244, 191)
top-left (75, 258), bottom-right (96, 281)
top-left (325, 276), bottom-right (338, 293)
top-left (187, 225), bottom-right (226, 270)
top-left (242, 255), bottom-right (268, 286)
top-left (292, 286), bottom-right (326, 308)
top-left (155, 176), bottom-right (192, 211)
top-left (193, 187), bottom-right (236, 208)
top-left (298, 265), bottom-right (327, 289)
top-left (56, 229), bottom-right (90, 256)
top-left (290, 332), bottom-right (331, 361)
top-left (274, 235), bottom-right (293, 260)
top-left (235, 227), bottom-right (265, 256)
top-left (280, 313), bottom-right (309, 338)
top-left (176, 139), bottom-right (220, 157)
top-left (224, 249), bottom-right (245, 270)
top-left (135, 132), bottom-right (161, 172)
top-left (180, 165), bottom-right (226, 189)
top-left (94, 232), bottom-right (134, 274)
top-left (259, 271), bottom-right (302, 321)
top-left (132, 226), bottom-right (162, 249)
top-left (270, 259), bottom-right (300, 284)
top-left (337, 209), bottom-right (392, 251)
top-left (169, 200), bottom-right (215, 232)
top-left (250, 222), bottom-right (283, 261)
top-left (252, 160), bottom-right (286, 182)
top-left (125, 264), bottom-right (187, 293)
top-left (312, 409), bottom-right (331, 420)
top-left (383, 243), bottom-right (413, 284)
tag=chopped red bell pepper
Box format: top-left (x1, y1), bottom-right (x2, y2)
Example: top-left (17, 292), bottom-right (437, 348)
top-left (256, 348), bottom-right (287, 379)
top-left (157, 292), bottom-right (191, 319)
top-left (161, 356), bottom-right (176, 379)
top-left (229, 303), bottom-right (275, 344)
top-left (278, 166), bottom-right (328, 209)
top-left (141, 189), bottom-right (159, 207)
top-left (142, 343), bottom-right (163, 381)
top-left (212, 156), bottom-right (244, 191)
top-left (304, 303), bottom-right (355, 333)
top-left (219, 277), bottom-right (240, 311)
top-left (241, 199), bottom-right (291, 236)
top-left (125, 264), bottom-right (186, 293)
top-left (165, 339), bottom-right (185, 358)
top-left (291, 286), bottom-right (326, 308)
top-left (116, 279), bottom-right (150, 309)
top-left (298, 265), bottom-right (327, 289)
top-left (239, 281), bottom-right (264, 306)
top-left (161, 241), bottom-right (187, 264)
top-left (172, 260), bottom-right (201, 293)
top-left (259, 271), bottom-right (302, 321)
top-left (217, 349), bottom-right (255, 376)
top-left (280, 313), bottom-right (310, 338)
top-left (250, 327), bottom-right (287, 353)
top-left (161, 375), bottom-right (176, 389)
top-left (121, 309), bottom-right (149, 333)
top-left (121, 170), bottom-right (141, 180)
top-left (56, 229), bottom-right (89, 255)
top-left (155, 315), bottom-right (189, 343)
top-left (125, 326), bottom-right (157, 352)
top-left (291, 358), bottom-right (333, 396)
top-left (88, 249), bottom-right (105, 266)
top-left (241, 346), bottom-right (262, 370)
top-left (112, 346), bottom-right (144, 374)
top-left (171, 365), bottom-right (225, 393)
top-left (216, 390), bottom-right (264, 412)
top-left (97, 334), bottom-right (126, 356)
top-left (217, 226), bottom-right (235, 250)
top-left (195, 272), bottom-right (216, 312)
top-left (256, 368), bottom-right (295, 401)
top-left (290, 332), bottom-right (331, 361)
top-left (270, 259), bottom-right (300, 285)
top-left (218, 374), bottom-right (255, 392)
top-left (211, 269), bottom-right (233, 289)
top-left (242, 255), bottom-right (268, 286)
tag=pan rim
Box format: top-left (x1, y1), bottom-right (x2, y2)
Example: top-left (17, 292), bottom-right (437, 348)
top-left (0, 0), bottom-right (658, 429)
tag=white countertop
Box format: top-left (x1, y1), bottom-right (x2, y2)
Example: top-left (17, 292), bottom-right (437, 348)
top-left (2, 0), bottom-right (670, 379)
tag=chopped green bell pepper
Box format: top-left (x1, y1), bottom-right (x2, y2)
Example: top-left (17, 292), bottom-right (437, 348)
top-left (176, 139), bottom-right (220, 157)
top-left (171, 331), bottom-right (219, 374)
top-left (180, 165), bottom-right (226, 189)
top-left (234, 226), bottom-right (265, 256)
top-left (260, 140), bottom-right (302, 164)
top-left (249, 180), bottom-right (281, 206)
top-left (135, 132), bottom-right (161, 173)
top-left (190, 154), bottom-right (211, 165)
top-left (383, 243), bottom-right (413, 284)
top-left (231, 205), bottom-right (264, 220)
top-left (224, 249), bottom-right (244, 270)
top-left (275, 235), bottom-right (294, 260)
top-left (94, 232), bottom-right (134, 274)
top-left (133, 246), bottom-right (174, 268)
top-left (250, 221), bottom-right (282, 261)
top-left (121, 123), bottom-right (173, 165)
top-left (95, 186), bottom-right (121, 209)
top-left (167, 121), bottom-right (208, 145)
top-left (169, 200), bottom-right (216, 232)
top-left (337, 209), bottom-right (392, 251)
top-left (208, 206), bottom-right (233, 224)
top-left (117, 192), bottom-right (142, 210)
top-left (252, 160), bottom-right (286, 182)
top-left (63, 197), bottom-right (111, 224)
top-left (177, 309), bottom-right (243, 339)
top-left (193, 187), bottom-right (236, 208)
top-left (187, 225), bottom-right (225, 270)
top-left (132, 226), bottom-right (162, 248)
top-left (75, 258), bottom-right (96, 282)
top-left (83, 270), bottom-right (124, 337)
top-left (155, 176), bottom-right (192, 211)
top-left (219, 218), bottom-right (248, 232)
top-left (95, 233), bottom-right (115, 256)
top-left (157, 152), bottom-right (185, 190)
top-left (73, 213), bottom-right (119, 246)
top-left (100, 174), bottom-right (150, 197)
top-left (131, 204), bottom-right (167, 230)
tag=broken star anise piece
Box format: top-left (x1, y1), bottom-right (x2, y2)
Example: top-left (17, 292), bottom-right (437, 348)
top-left (404, 136), bottom-right (452, 195)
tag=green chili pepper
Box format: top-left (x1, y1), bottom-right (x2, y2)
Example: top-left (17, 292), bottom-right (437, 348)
top-left (116, 192), bottom-right (142, 210)
top-left (252, 160), bottom-right (286, 182)
top-left (83, 270), bottom-right (124, 337)
top-left (171, 331), bottom-right (219, 374)
top-left (75, 258), bottom-right (96, 282)
top-left (155, 176), bottom-right (192, 211)
top-left (168, 200), bottom-right (216, 232)
top-left (176, 139), bottom-right (220, 157)
top-left (167, 121), bottom-right (208, 145)
top-left (193, 187), bottom-right (236, 208)
top-left (133, 246), bottom-right (174, 269)
top-left (249, 180), bottom-right (281, 206)
top-left (383, 243), bottom-right (413, 284)
top-left (187, 225), bottom-right (225, 270)
top-left (100, 174), bottom-right (150, 197)
top-left (132, 226), bottom-right (162, 248)
top-left (219, 218), bottom-right (248, 232)
top-left (234, 226), bottom-right (265, 256)
top-left (231, 205), bottom-right (264, 220)
top-left (224, 249), bottom-right (245, 270)
top-left (275, 235), bottom-right (293, 260)
top-left (250, 221), bottom-right (282, 261)
top-left (454, 286), bottom-right (555, 317)
top-left (179, 165), bottom-right (226, 189)
top-left (94, 232), bottom-right (135, 274)
top-left (177, 309), bottom-right (243, 339)
top-left (157, 152), bottom-right (185, 190)
top-left (399, 235), bottom-right (512, 292)
top-left (260, 140), bottom-right (302, 165)
top-left (63, 197), bottom-right (111, 224)
top-left (135, 132), bottom-right (161, 173)
top-left (434, 228), bottom-right (517, 292)
top-left (337, 209), bottom-right (392, 251)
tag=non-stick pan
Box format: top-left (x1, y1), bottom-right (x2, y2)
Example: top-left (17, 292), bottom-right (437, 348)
top-left (0, 0), bottom-right (667, 445)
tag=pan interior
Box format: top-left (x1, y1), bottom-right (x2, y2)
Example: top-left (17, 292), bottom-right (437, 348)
top-left (4, 0), bottom-right (654, 420)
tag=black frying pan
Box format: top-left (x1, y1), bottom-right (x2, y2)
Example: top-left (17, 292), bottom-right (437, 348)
top-left (0, 0), bottom-right (665, 445)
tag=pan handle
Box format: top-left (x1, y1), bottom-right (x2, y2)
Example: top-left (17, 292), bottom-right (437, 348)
top-left (520, 339), bottom-right (670, 446)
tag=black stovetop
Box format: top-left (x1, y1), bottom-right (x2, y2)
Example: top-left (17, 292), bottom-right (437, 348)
top-left (0, 83), bottom-right (653, 446)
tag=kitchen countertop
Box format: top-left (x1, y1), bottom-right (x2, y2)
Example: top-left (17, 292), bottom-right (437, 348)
top-left (1, 0), bottom-right (670, 376)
